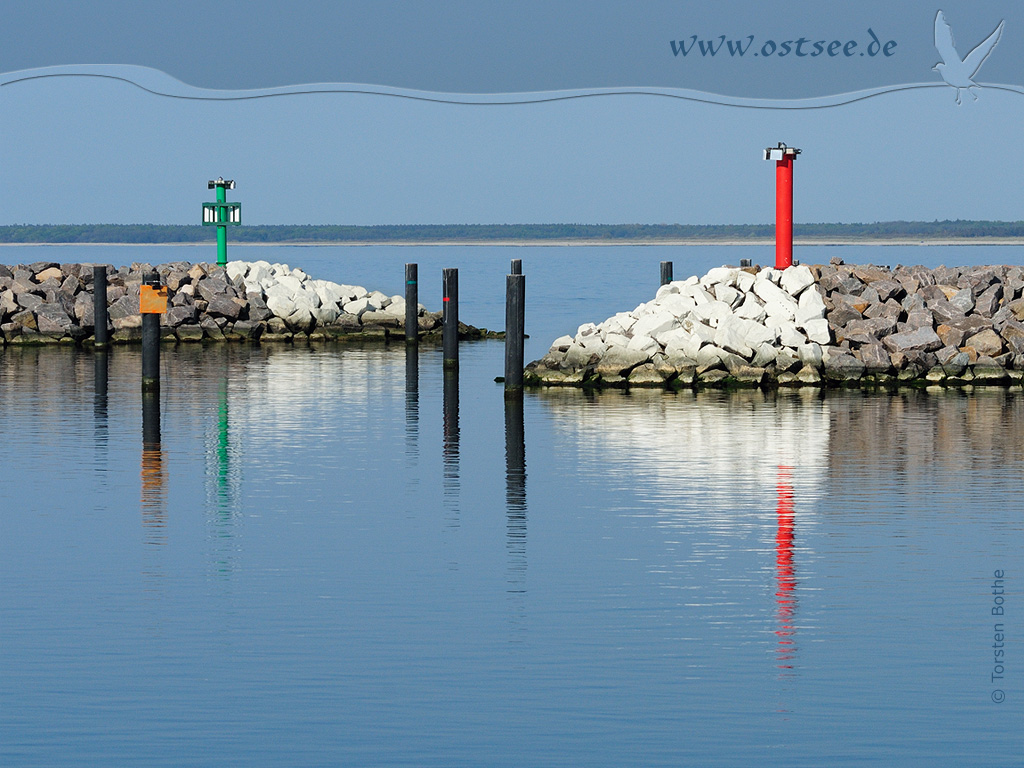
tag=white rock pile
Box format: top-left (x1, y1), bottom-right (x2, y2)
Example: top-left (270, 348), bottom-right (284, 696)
top-left (526, 264), bottom-right (832, 387)
top-left (227, 260), bottom-right (416, 333)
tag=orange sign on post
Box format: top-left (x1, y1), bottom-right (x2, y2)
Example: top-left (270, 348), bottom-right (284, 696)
top-left (139, 285), bottom-right (169, 314)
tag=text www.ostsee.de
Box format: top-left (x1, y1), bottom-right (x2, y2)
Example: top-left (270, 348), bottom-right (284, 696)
top-left (670, 29), bottom-right (897, 59)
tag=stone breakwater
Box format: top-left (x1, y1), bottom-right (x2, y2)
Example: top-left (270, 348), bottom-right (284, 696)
top-left (0, 260), bottom-right (493, 345)
top-left (525, 260), bottom-right (1024, 388)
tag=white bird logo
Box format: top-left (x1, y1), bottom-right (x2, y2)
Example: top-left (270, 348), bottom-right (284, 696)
top-left (933, 10), bottom-right (1004, 104)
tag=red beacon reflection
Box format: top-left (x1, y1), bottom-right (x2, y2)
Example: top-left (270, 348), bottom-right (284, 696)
top-left (774, 465), bottom-right (797, 672)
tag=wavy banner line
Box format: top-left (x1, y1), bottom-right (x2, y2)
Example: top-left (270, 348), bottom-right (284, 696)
top-left (4, 64), bottom-right (1024, 109)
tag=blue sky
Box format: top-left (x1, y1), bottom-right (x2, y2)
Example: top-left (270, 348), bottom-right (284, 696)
top-left (1, 1), bottom-right (1022, 225)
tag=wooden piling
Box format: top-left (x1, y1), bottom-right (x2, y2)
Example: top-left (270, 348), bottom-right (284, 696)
top-left (504, 273), bottom-right (525, 397)
top-left (442, 268), bottom-right (458, 369)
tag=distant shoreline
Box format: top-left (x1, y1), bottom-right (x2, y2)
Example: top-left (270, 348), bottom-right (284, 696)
top-left (4, 238), bottom-right (1024, 247)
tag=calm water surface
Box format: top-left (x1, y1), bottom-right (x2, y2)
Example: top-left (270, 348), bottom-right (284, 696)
top-left (1, 245), bottom-right (1022, 766)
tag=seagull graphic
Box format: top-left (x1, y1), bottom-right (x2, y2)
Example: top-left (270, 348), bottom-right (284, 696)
top-left (933, 10), bottom-right (1004, 104)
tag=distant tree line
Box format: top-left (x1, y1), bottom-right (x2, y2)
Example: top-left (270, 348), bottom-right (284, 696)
top-left (2, 220), bottom-right (1024, 243)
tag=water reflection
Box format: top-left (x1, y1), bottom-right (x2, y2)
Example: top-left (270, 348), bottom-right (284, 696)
top-left (93, 350), bottom-right (109, 477)
top-left (205, 363), bottom-right (243, 576)
top-left (442, 367), bottom-right (460, 528)
top-left (405, 344), bottom-right (419, 464)
top-left (140, 390), bottom-right (166, 547)
top-left (774, 467), bottom-right (797, 675)
top-left (504, 397), bottom-right (527, 599)
top-left (538, 388), bottom-right (829, 521)
top-left (536, 388), bottom-right (826, 662)
top-left (825, 388), bottom-right (1024, 500)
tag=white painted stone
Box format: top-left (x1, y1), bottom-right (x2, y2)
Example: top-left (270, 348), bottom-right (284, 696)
top-left (655, 283), bottom-right (680, 299)
top-left (734, 270), bottom-right (756, 292)
top-left (631, 311), bottom-right (677, 340)
top-left (310, 280), bottom-right (343, 306)
top-left (656, 293), bottom-right (698, 318)
top-left (800, 317), bottom-right (832, 344)
top-left (603, 332), bottom-right (630, 349)
top-left (263, 283), bottom-right (293, 301)
top-left (576, 322), bottom-right (599, 339)
top-left (679, 285), bottom-right (714, 306)
top-left (762, 298), bottom-right (798, 322)
top-left (312, 304), bottom-right (340, 324)
top-left (226, 261), bottom-right (248, 282)
top-left (681, 316), bottom-right (717, 344)
top-left (691, 300), bottom-right (732, 327)
top-left (383, 298), bottom-right (406, 317)
top-left (777, 322), bottom-right (807, 348)
top-left (608, 312), bottom-right (637, 334)
top-left (752, 342), bottom-right (779, 368)
top-left (276, 274), bottom-right (304, 294)
top-left (301, 287), bottom-right (323, 308)
top-left (366, 290), bottom-right (389, 308)
top-left (740, 317), bottom-right (776, 347)
top-left (626, 334), bottom-right (660, 354)
top-left (291, 268), bottom-right (309, 282)
top-left (795, 342), bottom-right (823, 367)
top-left (796, 287), bottom-right (827, 323)
top-left (665, 333), bottom-right (703, 360)
top-left (579, 334), bottom-right (607, 354)
top-left (760, 267), bottom-right (783, 285)
top-left (285, 306), bottom-right (314, 329)
top-left (734, 294), bottom-right (767, 322)
top-left (694, 344), bottom-right (727, 368)
top-left (550, 335), bottom-right (573, 351)
top-left (780, 265), bottom-right (815, 297)
top-left (564, 343), bottom-right (593, 368)
top-left (247, 264), bottom-right (272, 286)
top-left (700, 267), bottom-right (739, 288)
top-left (713, 284), bottom-right (742, 308)
top-left (714, 316), bottom-right (753, 359)
top-left (655, 327), bottom-right (689, 347)
top-left (343, 297), bottom-right (374, 317)
top-left (753, 276), bottom-right (796, 307)
top-left (266, 294), bottom-right (296, 318)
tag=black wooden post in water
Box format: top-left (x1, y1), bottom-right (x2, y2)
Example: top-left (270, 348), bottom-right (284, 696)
top-left (660, 261), bottom-right (673, 286)
top-left (405, 263), bottom-right (418, 344)
top-left (141, 271), bottom-right (161, 393)
top-left (504, 273), bottom-right (526, 397)
top-left (93, 265), bottom-right (109, 349)
top-left (511, 258), bottom-right (522, 275)
top-left (442, 268), bottom-right (459, 369)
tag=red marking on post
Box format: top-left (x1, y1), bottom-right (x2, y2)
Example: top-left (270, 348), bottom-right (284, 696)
top-left (775, 155), bottom-right (794, 270)
top-left (443, 297), bottom-right (450, 301)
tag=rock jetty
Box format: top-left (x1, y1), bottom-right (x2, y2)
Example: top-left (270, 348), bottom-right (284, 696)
top-left (0, 260), bottom-right (493, 345)
top-left (526, 260), bottom-right (1024, 388)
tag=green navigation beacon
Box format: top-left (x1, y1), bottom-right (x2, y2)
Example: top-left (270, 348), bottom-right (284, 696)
top-left (202, 178), bottom-right (241, 267)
